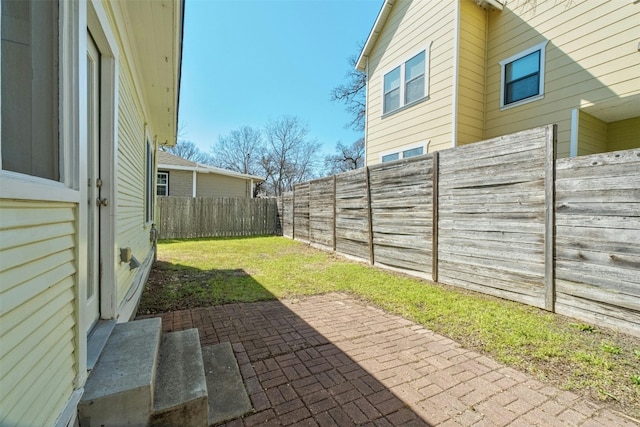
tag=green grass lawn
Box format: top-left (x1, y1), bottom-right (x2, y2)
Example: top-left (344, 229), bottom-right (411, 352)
top-left (139, 236), bottom-right (640, 418)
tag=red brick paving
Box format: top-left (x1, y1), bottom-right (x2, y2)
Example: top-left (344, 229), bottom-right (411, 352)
top-left (145, 293), bottom-right (638, 426)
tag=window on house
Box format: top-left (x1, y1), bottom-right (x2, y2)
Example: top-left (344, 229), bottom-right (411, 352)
top-left (145, 139), bottom-right (155, 223)
top-left (1, 0), bottom-right (60, 179)
top-left (383, 47), bottom-right (429, 115)
top-left (381, 145), bottom-right (425, 163)
top-left (500, 41), bottom-right (548, 109)
top-left (157, 171), bottom-right (169, 196)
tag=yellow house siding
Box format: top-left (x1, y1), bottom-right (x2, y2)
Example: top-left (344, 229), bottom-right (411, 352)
top-left (0, 200), bottom-right (76, 426)
top-left (196, 173), bottom-right (249, 198)
top-left (166, 169), bottom-right (193, 197)
top-left (457, 0), bottom-right (487, 145)
top-left (484, 0), bottom-right (640, 158)
top-left (366, 0), bottom-right (457, 164)
top-left (607, 117), bottom-right (640, 152)
top-left (577, 110), bottom-right (607, 156)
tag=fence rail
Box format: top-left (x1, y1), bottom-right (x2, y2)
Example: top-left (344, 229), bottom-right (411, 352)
top-left (279, 126), bottom-right (640, 337)
top-left (157, 196), bottom-right (279, 239)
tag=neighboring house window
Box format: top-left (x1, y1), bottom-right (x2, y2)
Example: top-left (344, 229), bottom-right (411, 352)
top-left (1, 0), bottom-right (60, 180)
top-left (157, 171), bottom-right (169, 196)
top-left (145, 139), bottom-right (155, 223)
top-left (499, 41), bottom-right (548, 109)
top-left (381, 144), bottom-right (425, 163)
top-left (382, 45), bottom-right (431, 115)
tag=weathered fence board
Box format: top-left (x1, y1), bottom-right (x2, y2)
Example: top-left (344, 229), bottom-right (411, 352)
top-left (158, 197), bottom-right (279, 239)
top-left (369, 156), bottom-right (433, 274)
top-left (293, 183), bottom-right (310, 242)
top-left (309, 177), bottom-right (334, 248)
top-left (281, 128), bottom-right (640, 337)
top-left (281, 192), bottom-right (294, 238)
top-left (335, 169), bottom-right (370, 260)
top-left (555, 148), bottom-right (640, 336)
top-left (437, 127), bottom-right (549, 308)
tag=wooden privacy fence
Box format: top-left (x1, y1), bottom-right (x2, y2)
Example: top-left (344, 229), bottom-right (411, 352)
top-left (157, 197), bottom-right (279, 239)
top-left (279, 125), bottom-right (640, 337)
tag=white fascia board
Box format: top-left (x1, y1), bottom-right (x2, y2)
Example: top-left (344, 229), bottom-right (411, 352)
top-left (158, 163), bottom-right (265, 181)
top-left (356, 0), bottom-right (395, 72)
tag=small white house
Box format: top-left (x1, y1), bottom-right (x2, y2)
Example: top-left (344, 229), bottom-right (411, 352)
top-left (0, 0), bottom-right (183, 425)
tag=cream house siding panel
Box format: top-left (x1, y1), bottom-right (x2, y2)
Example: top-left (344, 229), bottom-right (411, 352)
top-left (457, 0), bottom-right (487, 145)
top-left (0, 200), bottom-right (76, 426)
top-left (168, 169), bottom-right (193, 196)
top-left (484, 0), bottom-right (640, 158)
top-left (114, 48), bottom-right (153, 306)
top-left (196, 173), bottom-right (248, 198)
top-left (366, 0), bottom-right (457, 164)
top-left (577, 110), bottom-right (607, 156)
top-left (608, 117), bottom-right (640, 152)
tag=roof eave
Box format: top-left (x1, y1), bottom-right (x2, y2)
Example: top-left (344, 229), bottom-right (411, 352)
top-left (355, 0), bottom-right (395, 72)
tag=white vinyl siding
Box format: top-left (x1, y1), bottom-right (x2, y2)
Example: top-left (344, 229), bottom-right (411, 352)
top-left (0, 200), bottom-right (76, 426)
top-left (366, 0), bottom-right (456, 165)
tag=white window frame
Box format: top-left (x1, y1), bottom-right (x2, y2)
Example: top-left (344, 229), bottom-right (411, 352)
top-left (499, 40), bottom-right (548, 110)
top-left (0, 0), bottom-right (80, 203)
top-left (145, 136), bottom-right (155, 224)
top-left (380, 141), bottom-right (429, 163)
top-left (381, 42), bottom-right (432, 117)
top-left (157, 171), bottom-right (169, 196)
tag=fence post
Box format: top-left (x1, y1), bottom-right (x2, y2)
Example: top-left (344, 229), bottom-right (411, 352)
top-left (332, 175), bottom-right (337, 252)
top-left (365, 166), bottom-right (375, 265)
top-left (544, 125), bottom-right (557, 311)
top-left (432, 152), bottom-right (439, 283)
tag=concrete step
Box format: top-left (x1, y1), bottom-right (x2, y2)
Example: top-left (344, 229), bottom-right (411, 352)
top-left (78, 317), bottom-right (162, 427)
top-left (203, 343), bottom-right (253, 425)
top-left (150, 329), bottom-right (209, 427)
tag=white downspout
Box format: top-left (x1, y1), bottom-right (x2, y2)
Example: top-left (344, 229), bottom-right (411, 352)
top-left (192, 170), bottom-right (197, 197)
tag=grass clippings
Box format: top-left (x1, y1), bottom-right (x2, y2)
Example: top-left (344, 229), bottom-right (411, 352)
top-left (139, 236), bottom-right (640, 419)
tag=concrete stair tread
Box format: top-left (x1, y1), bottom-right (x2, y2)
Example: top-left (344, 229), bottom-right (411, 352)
top-left (79, 317), bottom-right (162, 426)
top-left (151, 328), bottom-right (209, 427)
top-left (203, 343), bottom-right (252, 426)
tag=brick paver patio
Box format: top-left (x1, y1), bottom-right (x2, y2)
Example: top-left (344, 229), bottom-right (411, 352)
top-left (150, 293), bottom-right (637, 426)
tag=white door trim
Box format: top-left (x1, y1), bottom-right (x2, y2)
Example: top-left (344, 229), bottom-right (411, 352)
top-left (88, 0), bottom-right (119, 323)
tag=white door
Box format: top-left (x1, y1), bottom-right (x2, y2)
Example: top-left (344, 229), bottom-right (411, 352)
top-left (86, 33), bottom-right (101, 331)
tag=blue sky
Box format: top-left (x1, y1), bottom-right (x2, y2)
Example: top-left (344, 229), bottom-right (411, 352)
top-left (178, 0), bottom-right (382, 157)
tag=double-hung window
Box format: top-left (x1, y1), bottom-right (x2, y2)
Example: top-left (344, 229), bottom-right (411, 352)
top-left (383, 45), bottom-right (430, 115)
top-left (157, 171), bottom-right (169, 196)
top-left (499, 41), bottom-right (548, 109)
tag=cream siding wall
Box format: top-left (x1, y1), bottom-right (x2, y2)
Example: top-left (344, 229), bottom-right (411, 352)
top-left (577, 110), bottom-right (607, 156)
top-left (608, 117), bottom-right (640, 152)
top-left (196, 173), bottom-right (249, 198)
top-left (166, 169), bottom-right (193, 197)
top-left (366, 0), bottom-right (457, 165)
top-left (104, 3), bottom-right (155, 308)
top-left (0, 200), bottom-right (77, 426)
top-left (484, 0), bottom-right (640, 158)
top-left (457, 0), bottom-right (487, 145)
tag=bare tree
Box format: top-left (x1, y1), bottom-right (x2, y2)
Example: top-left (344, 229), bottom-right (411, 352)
top-left (160, 140), bottom-right (211, 164)
top-left (261, 116), bottom-right (321, 196)
top-left (330, 42), bottom-right (367, 132)
top-left (324, 138), bottom-right (365, 175)
top-left (211, 126), bottom-right (263, 175)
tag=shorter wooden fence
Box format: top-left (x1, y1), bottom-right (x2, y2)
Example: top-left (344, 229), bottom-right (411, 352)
top-left (157, 197), bottom-right (279, 239)
top-left (279, 126), bottom-right (640, 337)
